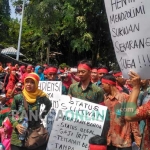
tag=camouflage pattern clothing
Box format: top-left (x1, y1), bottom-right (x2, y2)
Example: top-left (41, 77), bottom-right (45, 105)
top-left (8, 93), bottom-right (51, 147)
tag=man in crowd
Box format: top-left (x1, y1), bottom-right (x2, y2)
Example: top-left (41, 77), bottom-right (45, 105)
top-left (46, 66), bottom-right (68, 95)
top-left (101, 73), bottom-right (141, 150)
top-left (113, 71), bottom-right (129, 94)
top-left (138, 79), bottom-right (150, 106)
top-left (91, 68), bottom-right (99, 84)
top-left (68, 60), bottom-right (104, 104)
top-left (137, 79), bottom-right (150, 136)
top-left (125, 71), bottom-right (150, 150)
top-left (97, 65), bottom-right (108, 87)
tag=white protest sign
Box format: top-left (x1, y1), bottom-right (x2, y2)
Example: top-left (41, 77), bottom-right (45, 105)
top-left (46, 95), bottom-right (108, 150)
top-left (104, 0), bottom-right (150, 79)
top-left (38, 81), bottom-right (62, 132)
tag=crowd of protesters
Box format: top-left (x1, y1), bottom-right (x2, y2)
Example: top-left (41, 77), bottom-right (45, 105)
top-left (0, 60), bottom-right (150, 150)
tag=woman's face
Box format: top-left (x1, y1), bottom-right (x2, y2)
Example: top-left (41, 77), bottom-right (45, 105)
top-left (24, 78), bottom-right (36, 92)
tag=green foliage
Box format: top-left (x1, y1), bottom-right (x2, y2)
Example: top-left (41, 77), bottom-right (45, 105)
top-left (59, 63), bottom-right (69, 69)
top-left (0, 0), bottom-right (10, 43)
top-left (1, 0), bottom-right (116, 68)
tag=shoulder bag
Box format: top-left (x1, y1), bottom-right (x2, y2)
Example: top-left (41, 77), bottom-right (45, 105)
top-left (23, 95), bottom-right (49, 149)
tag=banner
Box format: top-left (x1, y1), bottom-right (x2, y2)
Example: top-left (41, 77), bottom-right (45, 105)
top-left (104, 0), bottom-right (150, 79)
top-left (38, 81), bottom-right (62, 132)
top-left (46, 95), bottom-right (108, 150)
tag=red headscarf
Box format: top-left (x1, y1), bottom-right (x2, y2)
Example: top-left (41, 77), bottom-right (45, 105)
top-left (78, 64), bottom-right (91, 71)
top-left (60, 69), bottom-right (65, 73)
top-left (27, 65), bottom-right (32, 70)
top-left (2, 117), bottom-right (13, 137)
top-left (47, 67), bottom-right (58, 74)
top-left (113, 72), bottom-right (122, 77)
top-left (89, 144), bottom-right (107, 150)
top-left (11, 67), bottom-right (16, 71)
top-left (63, 74), bottom-right (72, 89)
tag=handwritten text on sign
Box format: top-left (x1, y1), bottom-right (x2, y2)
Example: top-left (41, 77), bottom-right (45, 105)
top-left (104, 0), bottom-right (150, 79)
top-left (38, 81), bottom-right (62, 131)
top-left (46, 95), bottom-right (108, 150)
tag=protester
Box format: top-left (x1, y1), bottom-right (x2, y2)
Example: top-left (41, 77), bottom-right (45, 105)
top-left (0, 117), bottom-right (13, 150)
top-left (5, 67), bottom-right (19, 92)
top-left (137, 79), bottom-right (150, 106)
top-left (43, 64), bottom-right (49, 70)
top-left (89, 135), bottom-right (107, 150)
top-left (0, 66), bottom-right (4, 73)
top-left (68, 60), bottom-right (104, 104)
top-left (69, 71), bottom-right (80, 82)
top-left (136, 79), bottom-right (150, 136)
top-left (125, 71), bottom-right (150, 150)
top-left (15, 64), bottom-right (19, 72)
top-left (125, 79), bottom-right (133, 94)
top-left (4, 89), bottom-right (13, 107)
top-left (0, 99), bottom-right (10, 126)
top-left (3, 67), bottom-right (11, 92)
top-left (19, 66), bottom-right (26, 81)
top-left (61, 74), bottom-right (72, 90)
top-left (113, 71), bottom-right (129, 94)
top-left (97, 65), bottom-right (108, 80)
top-left (34, 66), bottom-right (45, 81)
top-left (101, 73), bottom-right (141, 150)
top-left (8, 73), bottom-right (52, 150)
top-left (21, 65), bottom-right (32, 83)
top-left (91, 68), bottom-right (99, 84)
top-left (46, 66), bottom-right (68, 95)
top-left (97, 65), bottom-right (108, 86)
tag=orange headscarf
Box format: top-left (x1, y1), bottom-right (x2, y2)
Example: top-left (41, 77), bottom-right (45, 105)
top-left (22, 73), bottom-right (47, 103)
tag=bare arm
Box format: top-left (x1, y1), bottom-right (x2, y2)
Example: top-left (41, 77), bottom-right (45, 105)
top-left (125, 71), bottom-right (141, 121)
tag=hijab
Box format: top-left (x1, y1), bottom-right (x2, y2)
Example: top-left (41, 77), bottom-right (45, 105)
top-left (22, 73), bottom-right (47, 103)
top-left (34, 66), bottom-right (45, 81)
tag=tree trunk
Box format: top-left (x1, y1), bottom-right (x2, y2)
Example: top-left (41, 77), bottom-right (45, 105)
top-left (47, 42), bottom-right (50, 65)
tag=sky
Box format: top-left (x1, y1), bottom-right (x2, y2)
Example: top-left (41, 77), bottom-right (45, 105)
top-left (9, 0), bottom-right (21, 19)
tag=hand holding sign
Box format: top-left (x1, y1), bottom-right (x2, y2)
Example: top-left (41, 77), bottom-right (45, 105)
top-left (46, 95), bottom-right (108, 150)
top-left (128, 71), bottom-right (141, 88)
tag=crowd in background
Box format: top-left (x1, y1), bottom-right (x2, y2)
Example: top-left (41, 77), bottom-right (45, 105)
top-left (0, 60), bottom-right (150, 150)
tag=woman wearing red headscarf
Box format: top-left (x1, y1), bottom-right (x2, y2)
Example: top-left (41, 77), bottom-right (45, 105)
top-left (0, 117), bottom-right (13, 150)
top-left (19, 66), bottom-right (26, 82)
top-left (6, 67), bottom-right (19, 92)
top-left (21, 65), bottom-right (32, 83)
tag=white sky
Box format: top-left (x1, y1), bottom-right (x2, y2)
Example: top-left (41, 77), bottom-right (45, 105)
top-left (9, 0), bottom-right (21, 19)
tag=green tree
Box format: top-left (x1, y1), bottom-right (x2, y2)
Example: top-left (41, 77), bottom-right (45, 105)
top-left (0, 0), bottom-right (10, 44)
top-left (10, 0), bottom-right (117, 68)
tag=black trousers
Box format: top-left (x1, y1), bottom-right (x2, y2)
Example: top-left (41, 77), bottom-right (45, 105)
top-left (11, 143), bottom-right (47, 150)
top-left (107, 145), bottom-right (132, 150)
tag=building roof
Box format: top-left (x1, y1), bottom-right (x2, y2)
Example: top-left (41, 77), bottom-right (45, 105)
top-left (1, 47), bottom-right (24, 56)
top-left (0, 53), bottom-right (28, 65)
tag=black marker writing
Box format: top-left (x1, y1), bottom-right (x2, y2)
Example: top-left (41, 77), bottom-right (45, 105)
top-left (55, 143), bottom-right (75, 150)
top-left (110, 5), bottom-right (145, 24)
top-left (111, 0), bottom-right (136, 12)
top-left (112, 23), bottom-right (140, 37)
top-left (119, 57), bottom-right (136, 70)
top-left (115, 37), bottom-right (150, 53)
